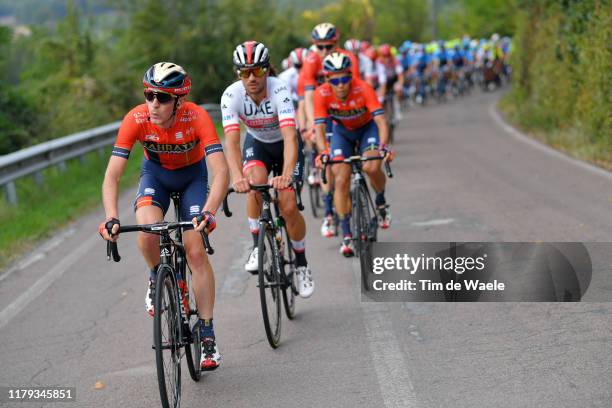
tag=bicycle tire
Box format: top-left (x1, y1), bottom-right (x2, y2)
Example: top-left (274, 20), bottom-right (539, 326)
top-left (308, 182), bottom-right (320, 218)
top-left (356, 183), bottom-right (375, 291)
top-left (258, 223), bottom-right (282, 348)
top-left (280, 223), bottom-right (297, 319)
top-left (154, 265), bottom-right (182, 408)
top-left (183, 262), bottom-right (201, 382)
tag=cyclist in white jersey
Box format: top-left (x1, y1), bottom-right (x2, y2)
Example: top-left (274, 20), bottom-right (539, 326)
top-left (221, 41), bottom-right (314, 298)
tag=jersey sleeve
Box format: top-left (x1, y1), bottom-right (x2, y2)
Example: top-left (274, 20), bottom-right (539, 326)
top-left (301, 56), bottom-right (319, 91)
top-left (272, 84), bottom-right (297, 129)
top-left (363, 82), bottom-right (384, 117)
top-left (112, 109), bottom-right (141, 160)
top-left (220, 86), bottom-right (241, 134)
top-left (313, 87), bottom-right (329, 125)
top-left (195, 106), bottom-right (223, 156)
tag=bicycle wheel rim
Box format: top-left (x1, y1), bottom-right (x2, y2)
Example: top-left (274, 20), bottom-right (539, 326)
top-left (154, 266), bottom-right (182, 408)
top-left (258, 225), bottom-right (282, 348)
top-left (280, 225), bottom-right (297, 319)
top-left (358, 185), bottom-right (374, 292)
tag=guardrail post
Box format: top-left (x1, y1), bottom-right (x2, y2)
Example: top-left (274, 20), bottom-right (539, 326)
top-left (79, 154), bottom-right (87, 165)
top-left (58, 161), bottom-right (67, 172)
top-left (4, 182), bottom-right (18, 205)
top-left (97, 147), bottom-right (106, 159)
top-left (34, 171), bottom-right (44, 185)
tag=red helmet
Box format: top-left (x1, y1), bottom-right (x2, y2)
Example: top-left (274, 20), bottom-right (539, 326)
top-left (143, 62), bottom-right (191, 96)
top-left (289, 47), bottom-right (309, 68)
top-left (344, 39), bottom-right (361, 53)
top-left (379, 44), bottom-right (392, 57)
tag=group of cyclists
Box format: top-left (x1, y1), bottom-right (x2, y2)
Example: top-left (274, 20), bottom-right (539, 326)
top-left (280, 33), bottom-right (512, 122)
top-left (98, 22), bottom-right (396, 374)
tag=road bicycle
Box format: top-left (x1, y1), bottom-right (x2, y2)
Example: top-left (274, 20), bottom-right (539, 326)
top-left (106, 193), bottom-right (213, 408)
top-left (223, 182), bottom-right (304, 348)
top-left (322, 153), bottom-right (393, 291)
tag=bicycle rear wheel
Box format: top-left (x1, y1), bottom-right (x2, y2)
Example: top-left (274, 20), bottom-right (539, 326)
top-left (154, 265), bottom-right (182, 408)
top-left (258, 224), bottom-right (282, 348)
top-left (280, 224), bottom-right (297, 319)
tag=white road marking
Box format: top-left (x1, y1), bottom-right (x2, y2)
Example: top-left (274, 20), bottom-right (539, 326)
top-left (0, 232), bottom-right (99, 330)
top-left (0, 205), bottom-right (131, 331)
top-left (354, 262), bottom-right (420, 408)
top-left (412, 218), bottom-right (455, 227)
top-left (488, 102), bottom-right (612, 180)
top-left (0, 228), bottom-right (76, 283)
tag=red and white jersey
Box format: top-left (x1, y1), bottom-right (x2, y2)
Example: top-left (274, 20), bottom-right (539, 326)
top-left (277, 66), bottom-right (300, 103)
top-left (221, 77), bottom-right (296, 143)
top-left (376, 57), bottom-right (403, 85)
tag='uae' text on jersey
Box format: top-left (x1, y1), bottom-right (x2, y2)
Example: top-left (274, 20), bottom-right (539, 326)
top-left (221, 77), bottom-right (296, 143)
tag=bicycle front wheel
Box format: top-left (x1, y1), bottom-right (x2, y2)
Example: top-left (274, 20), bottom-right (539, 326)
top-left (356, 183), bottom-right (375, 292)
top-left (258, 224), bottom-right (282, 348)
top-left (154, 265), bottom-right (182, 408)
top-left (280, 224), bottom-right (297, 319)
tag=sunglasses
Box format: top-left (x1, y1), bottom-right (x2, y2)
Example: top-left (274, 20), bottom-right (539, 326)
top-left (316, 44), bottom-right (334, 51)
top-left (328, 76), bottom-right (352, 86)
top-left (144, 90), bottom-right (176, 104)
top-left (237, 66), bottom-right (268, 78)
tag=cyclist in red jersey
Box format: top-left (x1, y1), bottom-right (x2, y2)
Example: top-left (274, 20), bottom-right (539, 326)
top-left (298, 22), bottom-right (361, 237)
top-left (313, 53), bottom-right (393, 256)
top-left (99, 62), bottom-right (229, 370)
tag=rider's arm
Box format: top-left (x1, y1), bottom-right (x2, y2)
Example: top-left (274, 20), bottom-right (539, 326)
top-left (198, 108), bottom-right (229, 214)
top-left (203, 151), bottom-right (229, 214)
top-left (304, 89), bottom-right (316, 131)
top-left (280, 126), bottom-right (298, 179)
top-left (102, 156), bottom-right (129, 220)
top-left (275, 84), bottom-right (299, 179)
top-left (300, 57), bottom-right (318, 131)
top-left (220, 88), bottom-right (245, 185)
top-left (224, 129), bottom-right (243, 184)
top-left (313, 87), bottom-right (330, 152)
top-left (102, 111), bottom-right (139, 222)
top-left (373, 114), bottom-right (389, 146)
top-left (364, 83), bottom-right (389, 145)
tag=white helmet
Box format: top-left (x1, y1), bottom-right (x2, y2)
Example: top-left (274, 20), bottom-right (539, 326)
top-left (323, 52), bottom-right (352, 74)
top-left (311, 23), bottom-right (338, 42)
top-left (232, 41), bottom-right (270, 69)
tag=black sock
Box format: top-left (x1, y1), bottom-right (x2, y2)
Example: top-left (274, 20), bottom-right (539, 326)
top-left (294, 250), bottom-right (307, 267)
top-left (375, 190), bottom-right (386, 207)
top-left (199, 318), bottom-right (214, 339)
top-left (252, 232), bottom-right (259, 248)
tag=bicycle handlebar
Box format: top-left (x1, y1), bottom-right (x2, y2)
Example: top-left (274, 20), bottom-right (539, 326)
top-left (321, 153), bottom-right (393, 184)
top-left (106, 220), bottom-right (214, 262)
top-left (223, 181), bottom-right (304, 218)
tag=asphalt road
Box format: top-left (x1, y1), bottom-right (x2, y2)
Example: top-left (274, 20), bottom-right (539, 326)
top-left (1, 90), bottom-right (611, 408)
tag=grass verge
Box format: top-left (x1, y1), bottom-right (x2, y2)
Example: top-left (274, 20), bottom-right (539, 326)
top-left (498, 94), bottom-right (611, 171)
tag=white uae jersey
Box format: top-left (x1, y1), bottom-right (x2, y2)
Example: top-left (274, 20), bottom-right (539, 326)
top-left (221, 77), bottom-right (296, 143)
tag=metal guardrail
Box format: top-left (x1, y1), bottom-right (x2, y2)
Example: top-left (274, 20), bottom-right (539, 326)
top-left (0, 103), bottom-right (220, 205)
